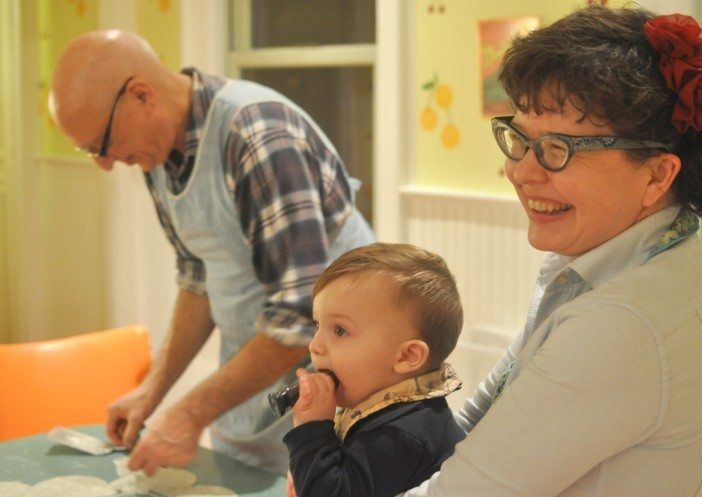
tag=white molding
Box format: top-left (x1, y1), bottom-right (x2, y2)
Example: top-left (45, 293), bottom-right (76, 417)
top-left (6, 0), bottom-right (47, 339)
top-left (181, 0), bottom-right (227, 74)
top-left (374, 0), bottom-right (406, 242)
top-left (402, 188), bottom-right (541, 341)
top-left (0, 0), bottom-right (20, 341)
top-left (228, 44), bottom-right (376, 69)
top-left (400, 184), bottom-right (519, 204)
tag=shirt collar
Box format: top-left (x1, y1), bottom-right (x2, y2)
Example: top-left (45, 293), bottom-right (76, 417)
top-left (163, 67), bottom-right (226, 181)
top-left (333, 363), bottom-right (462, 441)
top-left (568, 205), bottom-right (682, 290)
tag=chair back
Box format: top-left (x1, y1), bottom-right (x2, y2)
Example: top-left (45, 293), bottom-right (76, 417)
top-left (0, 325), bottom-right (151, 441)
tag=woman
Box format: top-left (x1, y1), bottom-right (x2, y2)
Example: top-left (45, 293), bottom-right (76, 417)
top-left (402, 6), bottom-right (702, 496)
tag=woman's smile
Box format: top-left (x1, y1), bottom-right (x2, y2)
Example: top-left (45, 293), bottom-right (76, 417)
top-left (526, 197), bottom-right (573, 214)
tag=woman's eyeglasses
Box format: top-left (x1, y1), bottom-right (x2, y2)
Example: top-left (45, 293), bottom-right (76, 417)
top-left (491, 116), bottom-right (672, 172)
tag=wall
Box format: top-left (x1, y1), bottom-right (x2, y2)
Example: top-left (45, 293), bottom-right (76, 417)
top-left (411, 0), bottom-right (699, 195)
top-left (135, 0), bottom-right (181, 70)
top-left (7, 0), bottom-right (701, 402)
top-left (1, 0), bottom-right (182, 342)
top-left (39, 0), bottom-right (181, 156)
top-left (38, 0), bottom-right (99, 156)
top-left (412, 0), bottom-right (634, 195)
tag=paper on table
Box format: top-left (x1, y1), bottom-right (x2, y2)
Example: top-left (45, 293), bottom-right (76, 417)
top-left (47, 426), bottom-right (125, 456)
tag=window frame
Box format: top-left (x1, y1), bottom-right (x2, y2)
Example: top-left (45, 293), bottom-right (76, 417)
top-left (219, 0), bottom-right (405, 240)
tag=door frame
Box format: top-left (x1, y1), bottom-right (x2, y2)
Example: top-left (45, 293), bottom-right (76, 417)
top-left (1, 0), bottom-right (46, 340)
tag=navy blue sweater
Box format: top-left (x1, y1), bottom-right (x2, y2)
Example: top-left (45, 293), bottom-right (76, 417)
top-left (283, 397), bottom-right (465, 497)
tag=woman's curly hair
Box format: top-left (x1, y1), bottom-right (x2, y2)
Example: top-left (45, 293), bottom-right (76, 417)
top-left (499, 6), bottom-right (702, 214)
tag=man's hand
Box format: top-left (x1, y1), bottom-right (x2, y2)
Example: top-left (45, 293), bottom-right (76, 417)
top-left (107, 289), bottom-right (214, 453)
top-left (127, 403), bottom-right (204, 476)
top-left (106, 384), bottom-right (160, 449)
top-left (291, 369), bottom-right (336, 427)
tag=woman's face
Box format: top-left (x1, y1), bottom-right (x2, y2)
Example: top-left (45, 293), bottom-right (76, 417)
top-left (505, 102), bottom-right (668, 257)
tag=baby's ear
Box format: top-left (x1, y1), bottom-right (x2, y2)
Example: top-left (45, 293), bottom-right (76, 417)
top-left (394, 339), bottom-right (430, 374)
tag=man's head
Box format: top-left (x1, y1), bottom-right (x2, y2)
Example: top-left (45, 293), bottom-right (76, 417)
top-left (309, 243), bottom-right (463, 407)
top-left (49, 30), bottom-right (190, 172)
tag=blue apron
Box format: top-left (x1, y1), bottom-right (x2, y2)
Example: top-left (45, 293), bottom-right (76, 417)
top-left (148, 80), bottom-right (375, 473)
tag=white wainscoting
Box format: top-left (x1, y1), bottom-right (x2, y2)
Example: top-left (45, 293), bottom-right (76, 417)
top-left (400, 186), bottom-right (544, 409)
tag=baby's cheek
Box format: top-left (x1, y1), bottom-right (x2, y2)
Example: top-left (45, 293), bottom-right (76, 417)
top-left (334, 388), bottom-right (353, 408)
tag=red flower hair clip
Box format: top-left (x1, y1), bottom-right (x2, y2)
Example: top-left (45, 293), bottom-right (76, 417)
top-left (644, 14), bottom-right (702, 132)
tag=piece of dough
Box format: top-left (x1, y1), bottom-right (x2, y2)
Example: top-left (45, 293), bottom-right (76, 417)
top-left (176, 494), bottom-right (238, 497)
top-left (110, 456), bottom-right (236, 496)
top-left (149, 467), bottom-right (198, 491)
top-left (111, 457), bottom-right (199, 495)
top-left (109, 474), bottom-right (150, 495)
top-left (166, 485), bottom-right (236, 496)
top-left (26, 476), bottom-right (113, 497)
top-left (112, 457), bottom-right (130, 477)
top-left (0, 481), bottom-right (30, 497)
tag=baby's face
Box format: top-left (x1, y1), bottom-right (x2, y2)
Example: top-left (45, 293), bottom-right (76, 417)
top-left (310, 271), bottom-right (419, 408)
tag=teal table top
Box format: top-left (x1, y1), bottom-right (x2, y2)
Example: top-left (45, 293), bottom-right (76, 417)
top-left (0, 425), bottom-right (286, 496)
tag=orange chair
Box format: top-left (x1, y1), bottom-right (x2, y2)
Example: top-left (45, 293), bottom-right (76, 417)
top-left (0, 325), bottom-right (151, 441)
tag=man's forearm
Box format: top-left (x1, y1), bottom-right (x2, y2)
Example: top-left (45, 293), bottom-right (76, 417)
top-left (175, 332), bottom-right (309, 429)
top-left (144, 289), bottom-right (215, 401)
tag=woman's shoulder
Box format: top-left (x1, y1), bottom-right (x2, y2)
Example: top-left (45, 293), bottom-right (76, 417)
top-left (574, 231), bottom-right (702, 334)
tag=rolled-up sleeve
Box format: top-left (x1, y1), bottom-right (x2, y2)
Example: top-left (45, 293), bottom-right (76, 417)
top-left (225, 102), bottom-right (354, 346)
top-left (175, 256), bottom-right (207, 296)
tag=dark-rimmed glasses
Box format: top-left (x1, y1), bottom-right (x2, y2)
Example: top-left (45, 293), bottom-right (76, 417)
top-left (77, 76), bottom-right (134, 159)
top-left (491, 116), bottom-right (673, 172)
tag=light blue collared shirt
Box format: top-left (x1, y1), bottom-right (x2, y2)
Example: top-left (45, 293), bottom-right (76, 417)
top-left (404, 205), bottom-right (702, 497)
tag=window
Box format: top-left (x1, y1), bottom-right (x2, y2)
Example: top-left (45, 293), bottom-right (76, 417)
top-left (228, 0), bottom-right (376, 224)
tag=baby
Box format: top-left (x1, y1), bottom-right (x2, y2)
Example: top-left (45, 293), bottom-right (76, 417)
top-left (283, 243), bottom-right (466, 497)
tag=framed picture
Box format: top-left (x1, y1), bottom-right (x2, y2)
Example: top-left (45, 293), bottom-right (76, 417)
top-left (478, 16), bottom-right (539, 117)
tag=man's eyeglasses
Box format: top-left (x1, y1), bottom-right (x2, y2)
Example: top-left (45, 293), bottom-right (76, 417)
top-left (491, 116), bottom-right (673, 172)
top-left (77, 76), bottom-right (134, 159)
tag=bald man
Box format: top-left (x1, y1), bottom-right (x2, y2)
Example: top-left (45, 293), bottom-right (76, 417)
top-left (49, 31), bottom-right (374, 475)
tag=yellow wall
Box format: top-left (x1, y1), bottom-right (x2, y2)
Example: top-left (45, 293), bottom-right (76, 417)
top-left (38, 0), bottom-right (100, 156)
top-left (38, 0), bottom-right (181, 157)
top-left (135, 0), bottom-right (181, 72)
top-left (413, 0), bottom-right (624, 194)
top-left (16, 0), bottom-right (182, 340)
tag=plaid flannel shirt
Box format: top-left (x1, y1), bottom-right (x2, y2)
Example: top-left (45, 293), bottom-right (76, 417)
top-left (144, 68), bottom-right (355, 344)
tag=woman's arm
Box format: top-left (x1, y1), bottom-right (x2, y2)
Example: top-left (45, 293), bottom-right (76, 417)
top-left (455, 328), bottom-right (525, 433)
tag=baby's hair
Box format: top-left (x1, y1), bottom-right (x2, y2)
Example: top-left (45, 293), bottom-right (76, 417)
top-left (314, 243), bottom-right (462, 370)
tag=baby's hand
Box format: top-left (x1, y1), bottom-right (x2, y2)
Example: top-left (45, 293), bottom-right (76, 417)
top-left (292, 369), bottom-right (336, 427)
top-left (286, 470), bottom-right (297, 497)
